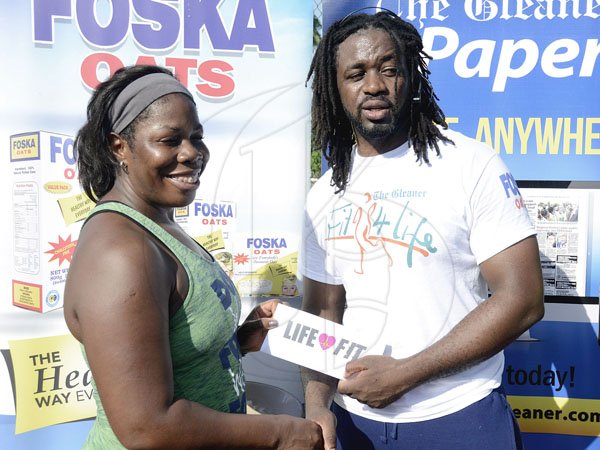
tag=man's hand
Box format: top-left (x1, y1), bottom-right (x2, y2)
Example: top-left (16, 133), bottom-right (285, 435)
top-left (305, 404), bottom-right (337, 450)
top-left (337, 355), bottom-right (412, 409)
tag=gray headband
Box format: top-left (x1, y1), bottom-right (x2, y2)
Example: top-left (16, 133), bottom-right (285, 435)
top-left (109, 73), bottom-right (195, 134)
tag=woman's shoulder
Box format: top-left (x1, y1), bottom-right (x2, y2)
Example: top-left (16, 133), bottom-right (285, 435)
top-left (71, 211), bottom-right (176, 293)
top-left (80, 211), bottom-right (156, 258)
top-left (66, 210), bottom-right (177, 326)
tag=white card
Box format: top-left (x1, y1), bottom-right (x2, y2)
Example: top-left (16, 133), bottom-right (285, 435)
top-left (260, 304), bottom-right (387, 379)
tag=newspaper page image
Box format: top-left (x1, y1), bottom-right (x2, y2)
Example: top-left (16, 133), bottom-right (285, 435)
top-left (521, 188), bottom-right (589, 297)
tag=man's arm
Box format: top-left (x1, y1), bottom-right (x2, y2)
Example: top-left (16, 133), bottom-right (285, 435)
top-left (338, 235), bottom-right (545, 408)
top-left (301, 277), bottom-right (347, 450)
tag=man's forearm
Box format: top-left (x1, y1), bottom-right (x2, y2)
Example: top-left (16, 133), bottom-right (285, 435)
top-left (393, 288), bottom-right (544, 392)
top-left (301, 367), bottom-right (338, 410)
top-left (397, 236), bottom-right (545, 389)
top-left (336, 287), bottom-right (543, 409)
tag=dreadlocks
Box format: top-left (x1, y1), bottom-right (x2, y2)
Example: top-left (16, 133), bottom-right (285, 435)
top-left (308, 10), bottom-right (453, 192)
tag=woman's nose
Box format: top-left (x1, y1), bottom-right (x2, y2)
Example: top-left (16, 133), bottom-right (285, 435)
top-left (178, 140), bottom-right (205, 164)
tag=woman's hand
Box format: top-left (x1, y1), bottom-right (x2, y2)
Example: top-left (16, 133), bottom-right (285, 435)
top-left (273, 415), bottom-right (325, 449)
top-left (237, 299), bottom-right (281, 354)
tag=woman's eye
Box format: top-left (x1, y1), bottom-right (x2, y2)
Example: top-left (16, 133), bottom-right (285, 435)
top-left (161, 136), bottom-right (181, 146)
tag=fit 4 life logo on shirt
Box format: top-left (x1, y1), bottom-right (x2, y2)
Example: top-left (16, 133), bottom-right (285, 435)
top-left (326, 191), bottom-right (438, 273)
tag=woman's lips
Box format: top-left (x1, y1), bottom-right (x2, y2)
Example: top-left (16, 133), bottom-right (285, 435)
top-left (166, 171), bottom-right (200, 190)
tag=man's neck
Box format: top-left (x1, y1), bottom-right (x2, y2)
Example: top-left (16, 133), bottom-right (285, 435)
top-left (355, 132), bottom-right (408, 157)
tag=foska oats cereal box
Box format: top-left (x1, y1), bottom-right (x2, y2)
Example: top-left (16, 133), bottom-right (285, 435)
top-left (10, 131), bottom-right (93, 313)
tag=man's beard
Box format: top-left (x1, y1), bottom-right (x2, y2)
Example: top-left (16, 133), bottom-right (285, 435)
top-left (345, 98), bottom-right (405, 141)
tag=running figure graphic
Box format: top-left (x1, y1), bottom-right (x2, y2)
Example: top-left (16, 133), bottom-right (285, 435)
top-left (353, 192), bottom-right (393, 274)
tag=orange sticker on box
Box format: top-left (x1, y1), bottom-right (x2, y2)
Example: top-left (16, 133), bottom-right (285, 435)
top-left (44, 181), bottom-right (72, 194)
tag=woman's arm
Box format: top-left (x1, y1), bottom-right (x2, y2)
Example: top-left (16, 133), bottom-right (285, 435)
top-left (65, 216), bottom-right (323, 450)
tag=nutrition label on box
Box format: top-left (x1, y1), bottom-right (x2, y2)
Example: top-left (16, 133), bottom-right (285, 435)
top-left (13, 181), bottom-right (40, 275)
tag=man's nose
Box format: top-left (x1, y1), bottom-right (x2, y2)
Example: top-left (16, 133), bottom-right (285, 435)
top-left (363, 70), bottom-right (387, 95)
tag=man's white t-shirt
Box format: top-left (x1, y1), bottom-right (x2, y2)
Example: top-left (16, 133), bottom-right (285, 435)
top-left (299, 129), bottom-right (535, 422)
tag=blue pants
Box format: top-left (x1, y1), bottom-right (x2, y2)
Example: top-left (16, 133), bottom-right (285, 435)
top-left (333, 388), bottom-right (523, 450)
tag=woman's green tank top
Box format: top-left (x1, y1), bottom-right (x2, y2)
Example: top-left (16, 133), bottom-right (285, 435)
top-left (81, 202), bottom-right (245, 449)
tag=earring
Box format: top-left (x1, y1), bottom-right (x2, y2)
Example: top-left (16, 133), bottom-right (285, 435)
top-left (119, 160), bottom-right (129, 174)
top-left (412, 70), bottom-right (422, 103)
top-left (412, 82), bottom-right (422, 103)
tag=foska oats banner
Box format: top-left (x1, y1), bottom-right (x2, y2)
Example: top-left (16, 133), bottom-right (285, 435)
top-left (0, 1), bottom-right (312, 446)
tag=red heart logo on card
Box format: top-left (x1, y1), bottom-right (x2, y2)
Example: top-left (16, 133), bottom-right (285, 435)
top-left (319, 333), bottom-right (336, 350)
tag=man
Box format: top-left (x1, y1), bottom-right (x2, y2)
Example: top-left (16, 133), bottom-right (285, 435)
top-left (299, 10), bottom-right (544, 450)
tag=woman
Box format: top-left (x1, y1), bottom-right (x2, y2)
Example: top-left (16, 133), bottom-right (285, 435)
top-left (64, 65), bottom-right (323, 449)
